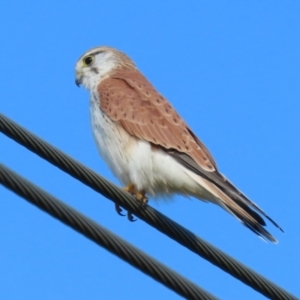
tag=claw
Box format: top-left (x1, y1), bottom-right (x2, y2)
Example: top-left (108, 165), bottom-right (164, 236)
top-left (136, 193), bottom-right (148, 206)
top-left (118, 183), bottom-right (149, 222)
top-left (127, 211), bottom-right (137, 222)
top-left (115, 203), bottom-right (126, 216)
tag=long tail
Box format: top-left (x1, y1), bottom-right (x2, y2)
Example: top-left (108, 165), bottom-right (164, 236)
top-left (184, 169), bottom-right (279, 243)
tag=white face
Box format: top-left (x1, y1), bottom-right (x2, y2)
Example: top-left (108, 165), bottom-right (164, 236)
top-left (75, 48), bottom-right (118, 90)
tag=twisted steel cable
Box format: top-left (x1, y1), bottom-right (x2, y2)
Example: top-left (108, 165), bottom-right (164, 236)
top-left (0, 113), bottom-right (297, 300)
top-left (0, 164), bottom-right (218, 300)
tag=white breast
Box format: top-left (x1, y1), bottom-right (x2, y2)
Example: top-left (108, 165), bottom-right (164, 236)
top-left (90, 93), bottom-right (155, 188)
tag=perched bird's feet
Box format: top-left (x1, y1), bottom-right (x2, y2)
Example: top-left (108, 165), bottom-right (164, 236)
top-left (135, 191), bottom-right (148, 206)
top-left (114, 183), bottom-right (148, 221)
top-left (127, 211), bottom-right (137, 222)
top-left (124, 183), bottom-right (148, 206)
top-left (115, 203), bottom-right (126, 216)
top-left (115, 204), bottom-right (136, 221)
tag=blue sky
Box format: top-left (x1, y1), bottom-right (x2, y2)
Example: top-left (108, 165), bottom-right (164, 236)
top-left (1, 1), bottom-right (299, 299)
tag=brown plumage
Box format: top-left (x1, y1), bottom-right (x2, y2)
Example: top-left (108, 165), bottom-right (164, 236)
top-left (75, 46), bottom-right (283, 242)
top-left (99, 70), bottom-right (216, 172)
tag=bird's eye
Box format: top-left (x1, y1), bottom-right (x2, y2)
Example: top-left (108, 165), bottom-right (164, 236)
top-left (83, 56), bottom-right (94, 66)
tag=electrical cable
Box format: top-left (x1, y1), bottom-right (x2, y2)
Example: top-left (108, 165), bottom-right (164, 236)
top-left (0, 113), bottom-right (297, 300)
top-left (0, 163), bottom-right (218, 300)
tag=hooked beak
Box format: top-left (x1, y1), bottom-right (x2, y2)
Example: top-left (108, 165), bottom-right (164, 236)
top-left (75, 72), bottom-right (83, 87)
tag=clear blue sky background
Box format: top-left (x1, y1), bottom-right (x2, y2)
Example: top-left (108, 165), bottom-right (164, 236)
top-left (1, 1), bottom-right (299, 299)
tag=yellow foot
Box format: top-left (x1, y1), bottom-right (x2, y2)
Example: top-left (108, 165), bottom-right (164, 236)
top-left (114, 183), bottom-right (148, 222)
top-left (123, 183), bottom-right (148, 206)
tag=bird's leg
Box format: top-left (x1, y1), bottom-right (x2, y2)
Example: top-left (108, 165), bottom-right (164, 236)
top-left (122, 183), bottom-right (148, 221)
top-left (114, 183), bottom-right (136, 217)
top-left (124, 183), bottom-right (148, 205)
top-left (123, 183), bottom-right (136, 194)
top-left (134, 190), bottom-right (148, 206)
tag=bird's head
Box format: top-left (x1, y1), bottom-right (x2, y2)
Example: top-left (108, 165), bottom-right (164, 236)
top-left (75, 46), bottom-right (136, 90)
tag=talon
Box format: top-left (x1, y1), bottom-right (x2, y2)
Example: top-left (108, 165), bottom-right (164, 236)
top-left (123, 183), bottom-right (148, 206)
top-left (127, 211), bottom-right (137, 222)
top-left (136, 192), bottom-right (148, 206)
top-left (115, 203), bottom-right (126, 216)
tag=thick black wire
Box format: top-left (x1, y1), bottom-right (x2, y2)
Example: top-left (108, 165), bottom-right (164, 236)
top-left (0, 113), bottom-right (298, 300)
top-left (0, 164), bottom-right (218, 300)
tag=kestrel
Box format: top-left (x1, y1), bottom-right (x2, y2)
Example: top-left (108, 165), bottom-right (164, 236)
top-left (75, 46), bottom-right (282, 242)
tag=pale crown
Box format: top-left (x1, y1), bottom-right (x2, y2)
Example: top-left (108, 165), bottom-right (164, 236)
top-left (75, 46), bottom-right (135, 90)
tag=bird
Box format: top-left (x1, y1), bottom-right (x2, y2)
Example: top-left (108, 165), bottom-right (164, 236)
top-left (75, 46), bottom-right (283, 243)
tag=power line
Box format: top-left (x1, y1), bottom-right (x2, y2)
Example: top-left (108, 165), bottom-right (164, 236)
top-left (0, 113), bottom-right (298, 300)
top-left (0, 163), bottom-right (218, 300)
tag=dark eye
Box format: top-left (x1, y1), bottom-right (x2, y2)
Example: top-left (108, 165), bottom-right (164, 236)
top-left (83, 55), bottom-right (94, 66)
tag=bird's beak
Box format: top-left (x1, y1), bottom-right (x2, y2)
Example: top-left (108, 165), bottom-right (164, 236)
top-left (75, 72), bottom-right (83, 87)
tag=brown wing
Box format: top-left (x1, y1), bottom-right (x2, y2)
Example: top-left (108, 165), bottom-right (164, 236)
top-left (98, 69), bottom-right (283, 238)
top-left (98, 69), bottom-right (216, 172)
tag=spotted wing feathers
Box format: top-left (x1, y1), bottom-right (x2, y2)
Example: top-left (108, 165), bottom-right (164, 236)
top-left (98, 69), bottom-right (281, 242)
top-left (99, 70), bottom-right (215, 172)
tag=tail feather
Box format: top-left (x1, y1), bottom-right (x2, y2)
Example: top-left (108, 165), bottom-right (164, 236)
top-left (218, 174), bottom-right (284, 232)
top-left (183, 169), bottom-right (279, 243)
top-left (223, 204), bottom-right (278, 243)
